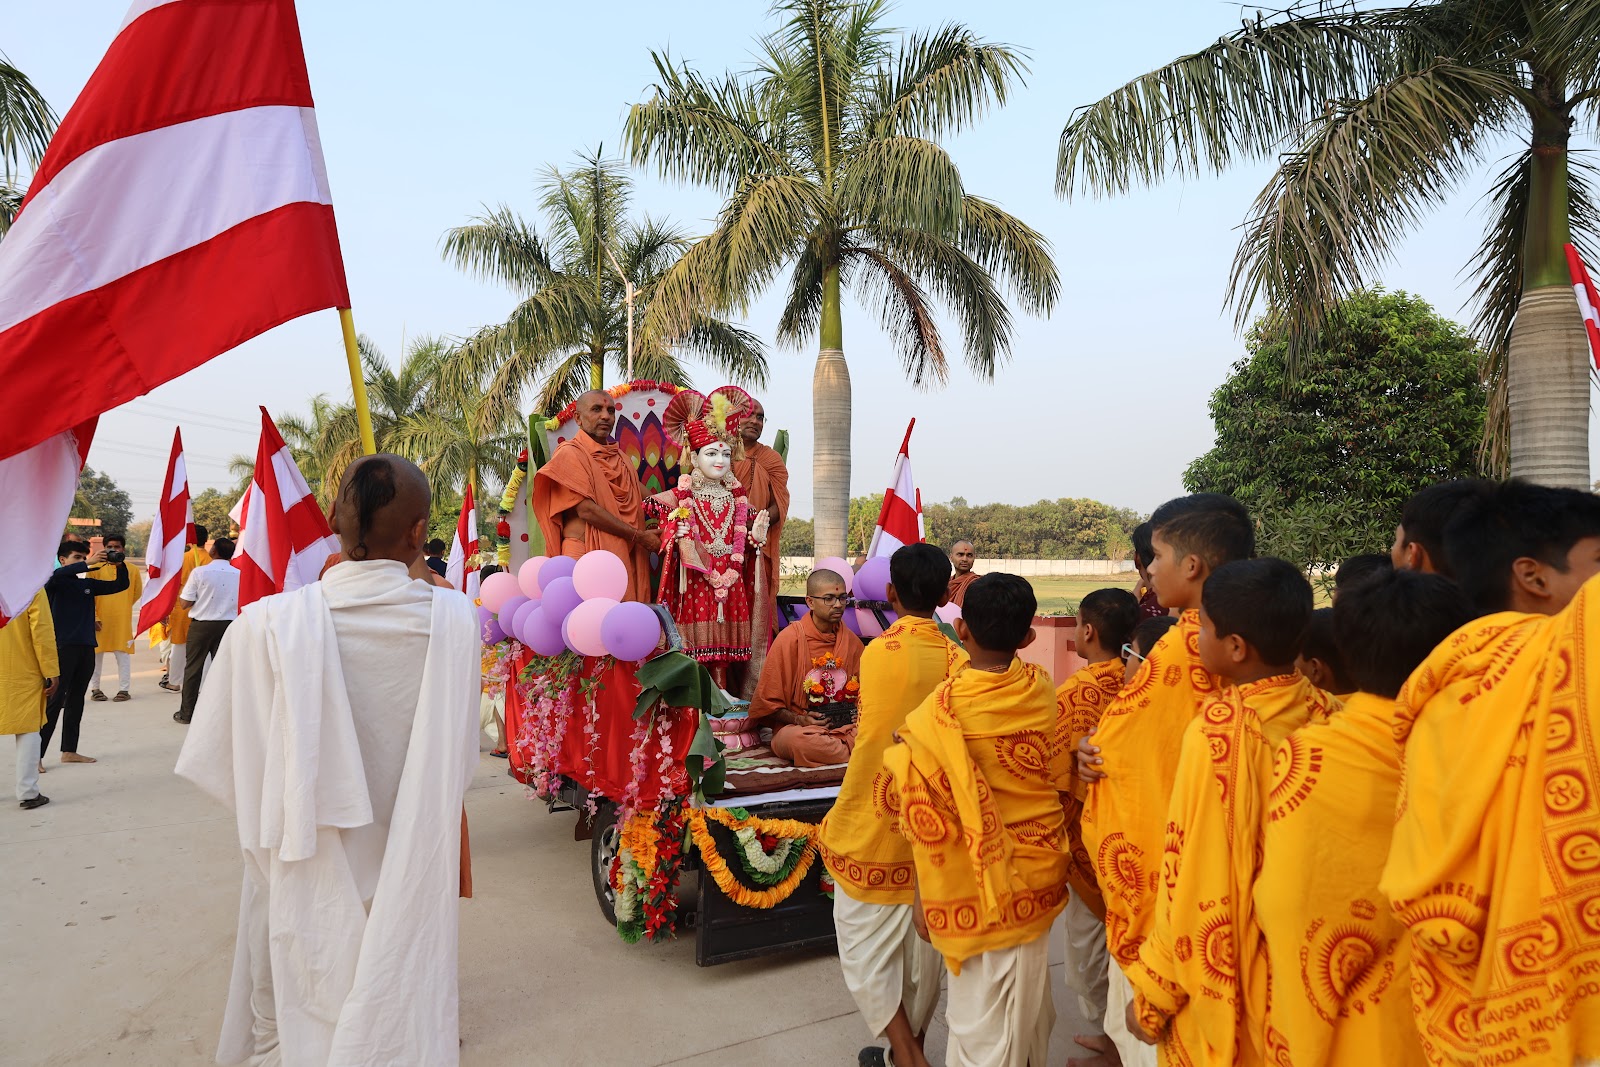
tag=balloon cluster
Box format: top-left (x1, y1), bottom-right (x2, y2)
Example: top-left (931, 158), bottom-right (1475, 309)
top-left (811, 555), bottom-right (903, 639)
top-left (477, 551), bottom-right (663, 661)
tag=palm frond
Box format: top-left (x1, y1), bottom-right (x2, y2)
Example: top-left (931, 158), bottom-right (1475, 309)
top-left (837, 134), bottom-right (964, 233)
top-left (761, 0), bottom-right (892, 179)
top-left (715, 173), bottom-right (827, 303)
top-left (0, 56), bottom-right (57, 180)
top-left (0, 178), bottom-right (22, 238)
top-left (855, 23), bottom-right (1027, 140)
top-left (626, 53), bottom-right (794, 188)
top-left (861, 229), bottom-right (1013, 380)
top-left (845, 244), bottom-right (946, 387)
top-left (775, 235), bottom-right (830, 347)
top-left (440, 205), bottom-right (554, 292)
top-left (957, 195), bottom-right (1059, 316)
top-left (674, 314), bottom-right (770, 388)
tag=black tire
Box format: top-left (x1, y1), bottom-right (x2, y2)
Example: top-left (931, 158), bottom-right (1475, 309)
top-left (589, 800), bottom-right (620, 926)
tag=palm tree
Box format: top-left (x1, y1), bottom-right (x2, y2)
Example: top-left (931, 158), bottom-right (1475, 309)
top-left (312, 334), bottom-right (449, 489)
top-left (228, 394), bottom-right (352, 507)
top-left (0, 51), bottom-right (59, 236)
top-left (1057, 2), bottom-right (1600, 487)
top-left (388, 361), bottom-right (526, 504)
top-left (441, 149), bottom-right (768, 423)
top-left (625, 0), bottom-right (1059, 555)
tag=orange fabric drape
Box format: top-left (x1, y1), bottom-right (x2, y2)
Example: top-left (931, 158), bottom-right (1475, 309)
top-left (735, 441), bottom-right (788, 634)
top-left (946, 572), bottom-right (977, 607)
top-left (532, 434), bottom-right (650, 603)
top-left (747, 613), bottom-right (862, 725)
top-left (1051, 657), bottom-right (1126, 920)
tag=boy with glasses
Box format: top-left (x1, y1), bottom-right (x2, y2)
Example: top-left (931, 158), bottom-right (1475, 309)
top-left (747, 568), bottom-right (863, 766)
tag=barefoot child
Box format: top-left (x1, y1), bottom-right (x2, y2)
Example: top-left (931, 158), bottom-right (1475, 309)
top-left (883, 573), bottom-right (1070, 1067)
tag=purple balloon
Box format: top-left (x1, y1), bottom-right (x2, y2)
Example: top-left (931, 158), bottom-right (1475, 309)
top-left (601, 601), bottom-right (663, 662)
top-left (541, 576), bottom-right (582, 621)
top-left (525, 606), bottom-right (566, 657)
top-left (842, 608), bottom-right (862, 636)
top-left (482, 618), bottom-right (507, 645)
top-left (510, 600), bottom-right (541, 644)
top-left (477, 604), bottom-right (495, 627)
top-left (539, 555), bottom-right (578, 590)
top-left (855, 556), bottom-right (892, 602)
top-left (497, 594), bottom-right (529, 630)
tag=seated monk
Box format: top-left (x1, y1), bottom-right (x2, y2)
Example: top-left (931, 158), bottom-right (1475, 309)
top-left (533, 390), bottom-right (660, 602)
top-left (748, 568), bottom-right (863, 767)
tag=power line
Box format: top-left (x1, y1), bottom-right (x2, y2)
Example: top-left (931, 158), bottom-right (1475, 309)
top-left (114, 404), bottom-right (258, 437)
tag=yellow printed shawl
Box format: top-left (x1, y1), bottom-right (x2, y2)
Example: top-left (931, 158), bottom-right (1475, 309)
top-left (881, 658), bottom-right (1071, 973)
top-left (1256, 692), bottom-right (1424, 1067)
top-left (1053, 657), bottom-right (1127, 920)
top-left (821, 616), bottom-right (967, 905)
top-left (1128, 673), bottom-right (1335, 1067)
top-left (1082, 609), bottom-right (1222, 967)
top-left (1381, 574), bottom-right (1600, 1067)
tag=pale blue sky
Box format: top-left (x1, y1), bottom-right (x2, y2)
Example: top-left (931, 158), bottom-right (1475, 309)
top-left (11, 1), bottom-right (1598, 521)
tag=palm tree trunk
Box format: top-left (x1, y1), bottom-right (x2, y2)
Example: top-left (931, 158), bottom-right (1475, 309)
top-left (812, 263), bottom-right (851, 557)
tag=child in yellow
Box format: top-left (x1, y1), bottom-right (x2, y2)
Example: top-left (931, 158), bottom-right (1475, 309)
top-left (883, 573), bottom-right (1069, 1067)
top-left (1077, 493), bottom-right (1254, 1067)
top-left (1125, 558), bottom-right (1335, 1066)
top-left (822, 545), bottom-right (966, 1067)
top-left (1256, 569), bottom-right (1472, 1067)
top-left (1051, 587), bottom-right (1139, 1063)
top-left (1293, 607), bottom-right (1354, 700)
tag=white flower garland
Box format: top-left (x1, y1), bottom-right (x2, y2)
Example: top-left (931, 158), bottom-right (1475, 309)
top-left (734, 826), bottom-right (795, 876)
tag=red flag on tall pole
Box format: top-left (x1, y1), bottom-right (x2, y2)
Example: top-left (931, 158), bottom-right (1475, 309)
top-left (0, 0), bottom-right (349, 621)
top-left (867, 419), bottom-right (924, 559)
top-left (1563, 243), bottom-right (1600, 370)
top-left (133, 429), bottom-right (194, 635)
top-left (233, 407), bottom-right (339, 609)
top-left (446, 483), bottom-right (480, 600)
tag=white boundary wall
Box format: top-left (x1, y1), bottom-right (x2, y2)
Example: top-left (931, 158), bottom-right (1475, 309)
top-left (780, 557), bottom-right (1135, 578)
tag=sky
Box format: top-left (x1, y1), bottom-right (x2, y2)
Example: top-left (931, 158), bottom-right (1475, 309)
top-left (10, 0), bottom-right (1599, 523)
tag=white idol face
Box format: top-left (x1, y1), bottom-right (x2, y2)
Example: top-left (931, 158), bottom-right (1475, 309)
top-left (694, 441), bottom-right (733, 481)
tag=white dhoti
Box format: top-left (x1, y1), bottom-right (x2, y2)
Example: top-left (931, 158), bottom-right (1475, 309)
top-left (833, 886), bottom-right (944, 1041)
top-left (944, 932), bottom-right (1054, 1067)
top-left (1062, 890), bottom-right (1109, 1036)
top-left (1105, 961), bottom-right (1158, 1067)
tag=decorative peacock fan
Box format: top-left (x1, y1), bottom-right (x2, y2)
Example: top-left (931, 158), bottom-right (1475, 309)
top-left (662, 386), bottom-right (754, 459)
top-left (544, 380), bottom-right (686, 495)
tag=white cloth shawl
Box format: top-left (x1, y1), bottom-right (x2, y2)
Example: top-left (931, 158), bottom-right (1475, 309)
top-left (176, 578), bottom-right (479, 1066)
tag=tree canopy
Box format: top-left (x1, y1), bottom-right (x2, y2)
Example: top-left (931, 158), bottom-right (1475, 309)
top-left (71, 467), bottom-right (133, 538)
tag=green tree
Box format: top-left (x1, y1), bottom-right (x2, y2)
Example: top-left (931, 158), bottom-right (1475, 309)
top-left (71, 467), bottom-right (132, 537)
top-left (0, 52), bottom-right (57, 236)
top-left (442, 150), bottom-right (768, 420)
top-left (626, 0), bottom-right (1059, 556)
top-left (190, 487), bottom-right (237, 538)
top-left (780, 516), bottom-right (815, 556)
top-left (847, 493), bottom-right (886, 557)
top-left (1184, 290), bottom-right (1486, 576)
top-left (1057, 2), bottom-right (1600, 486)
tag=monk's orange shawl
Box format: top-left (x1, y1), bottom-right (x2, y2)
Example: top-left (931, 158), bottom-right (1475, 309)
top-left (734, 442), bottom-right (788, 624)
top-left (820, 616), bottom-right (967, 905)
top-left (1052, 657), bottom-right (1127, 920)
top-left (532, 433), bottom-right (651, 603)
top-left (747, 613), bottom-right (863, 725)
top-left (1256, 692), bottom-right (1424, 1067)
top-left (1381, 575), bottom-right (1600, 1067)
top-left (1081, 609), bottom-right (1221, 967)
top-left (1129, 673), bottom-right (1335, 1067)
top-left (881, 659), bottom-right (1071, 973)
top-left (946, 571), bottom-right (978, 607)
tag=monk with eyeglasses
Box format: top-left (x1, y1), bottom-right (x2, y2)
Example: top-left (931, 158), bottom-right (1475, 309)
top-left (747, 568), bottom-right (863, 766)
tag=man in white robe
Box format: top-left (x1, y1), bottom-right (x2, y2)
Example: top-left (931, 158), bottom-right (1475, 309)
top-left (177, 455), bottom-right (479, 1067)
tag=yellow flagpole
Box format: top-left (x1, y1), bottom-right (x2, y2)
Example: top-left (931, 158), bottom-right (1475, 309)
top-left (339, 307), bottom-right (377, 455)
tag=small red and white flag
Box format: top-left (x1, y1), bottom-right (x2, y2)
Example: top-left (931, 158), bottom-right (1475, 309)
top-left (866, 419), bottom-right (925, 559)
top-left (1564, 244), bottom-right (1600, 371)
top-left (0, 0), bottom-right (349, 623)
top-left (446, 482), bottom-right (480, 599)
top-left (133, 429), bottom-right (194, 635)
top-left (234, 407), bottom-right (338, 609)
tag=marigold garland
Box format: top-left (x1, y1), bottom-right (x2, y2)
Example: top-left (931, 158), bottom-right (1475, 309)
top-left (688, 808), bottom-right (821, 910)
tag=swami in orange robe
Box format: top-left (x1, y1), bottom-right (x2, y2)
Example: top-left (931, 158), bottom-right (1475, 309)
top-left (734, 421), bottom-right (789, 639)
top-left (748, 611), bottom-right (862, 767)
top-left (1381, 578), bottom-right (1600, 1067)
top-left (533, 431), bottom-right (651, 603)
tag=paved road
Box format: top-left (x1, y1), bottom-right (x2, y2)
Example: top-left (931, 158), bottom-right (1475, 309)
top-left (2, 643), bottom-right (1092, 1066)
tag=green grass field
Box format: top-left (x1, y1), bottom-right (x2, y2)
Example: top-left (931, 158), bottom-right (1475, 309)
top-left (778, 574), bottom-right (1134, 616)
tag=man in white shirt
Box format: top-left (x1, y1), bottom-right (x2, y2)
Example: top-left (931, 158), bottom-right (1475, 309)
top-left (174, 537), bottom-right (240, 725)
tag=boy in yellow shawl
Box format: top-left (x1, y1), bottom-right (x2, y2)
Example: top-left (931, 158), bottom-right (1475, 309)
top-left (1051, 587), bottom-right (1140, 1064)
top-left (883, 573), bottom-right (1069, 1067)
top-left (1381, 482), bottom-right (1600, 1067)
top-left (90, 533), bottom-right (143, 701)
top-left (3, 589), bottom-right (58, 808)
top-left (162, 524), bottom-right (209, 692)
top-left (1077, 494), bottom-right (1254, 1067)
top-left (1256, 569), bottom-right (1472, 1067)
top-left (1125, 558), bottom-right (1335, 1065)
top-left (823, 545), bottom-right (967, 1067)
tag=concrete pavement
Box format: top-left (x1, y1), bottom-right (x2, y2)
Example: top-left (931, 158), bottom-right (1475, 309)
top-left (2, 643), bottom-right (1095, 1066)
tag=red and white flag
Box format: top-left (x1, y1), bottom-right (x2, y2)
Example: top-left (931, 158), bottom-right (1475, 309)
top-left (1563, 243), bottom-right (1600, 370)
top-left (446, 483), bottom-right (480, 599)
top-left (866, 419), bottom-right (925, 559)
top-left (0, 0), bottom-right (349, 622)
top-left (133, 429), bottom-right (194, 635)
top-left (234, 407), bottom-right (338, 609)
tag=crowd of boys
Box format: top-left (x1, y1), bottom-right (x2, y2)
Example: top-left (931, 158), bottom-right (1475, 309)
top-left (822, 481), bottom-right (1600, 1067)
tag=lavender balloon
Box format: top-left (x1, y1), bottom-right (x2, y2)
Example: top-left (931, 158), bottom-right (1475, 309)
top-left (601, 602), bottom-right (663, 662)
top-left (525, 607), bottom-right (566, 657)
top-left (497, 594), bottom-right (530, 632)
top-left (482, 618), bottom-right (507, 645)
top-left (539, 555), bottom-right (578, 590)
top-left (510, 600), bottom-right (541, 644)
top-left (540, 576), bottom-right (582, 621)
top-left (854, 556), bottom-right (892, 602)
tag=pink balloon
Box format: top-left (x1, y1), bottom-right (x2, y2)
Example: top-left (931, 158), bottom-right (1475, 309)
top-left (854, 606), bottom-right (886, 639)
top-left (517, 555), bottom-right (549, 599)
top-left (480, 571), bottom-right (520, 613)
top-left (573, 550), bottom-right (629, 602)
top-left (813, 557), bottom-right (854, 593)
top-left (935, 602), bottom-right (962, 624)
top-left (565, 598), bottom-right (617, 657)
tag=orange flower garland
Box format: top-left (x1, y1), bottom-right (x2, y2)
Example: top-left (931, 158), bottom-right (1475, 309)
top-left (688, 807), bottom-right (821, 909)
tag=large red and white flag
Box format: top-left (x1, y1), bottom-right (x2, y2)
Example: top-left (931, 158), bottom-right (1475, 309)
top-left (1563, 243), bottom-right (1600, 371)
top-left (234, 407), bottom-right (338, 609)
top-left (133, 429), bottom-right (194, 635)
top-left (446, 483), bottom-right (480, 599)
top-left (0, 0), bottom-right (349, 621)
top-left (866, 419), bottom-right (925, 559)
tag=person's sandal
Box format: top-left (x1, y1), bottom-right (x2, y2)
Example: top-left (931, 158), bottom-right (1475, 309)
top-left (113, 691), bottom-right (130, 702)
top-left (90, 689), bottom-right (107, 701)
top-left (20, 795), bottom-right (49, 810)
top-left (159, 681), bottom-right (181, 693)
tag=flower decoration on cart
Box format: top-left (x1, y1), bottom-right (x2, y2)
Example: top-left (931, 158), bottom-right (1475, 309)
top-left (802, 652), bottom-right (860, 706)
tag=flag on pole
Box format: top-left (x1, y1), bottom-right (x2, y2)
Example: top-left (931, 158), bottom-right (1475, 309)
top-left (446, 482), bottom-right (480, 599)
top-left (1563, 243), bottom-right (1600, 370)
top-left (133, 429), bottom-right (194, 635)
top-left (234, 407), bottom-right (338, 609)
top-left (0, 0), bottom-right (349, 622)
top-left (866, 419), bottom-right (925, 559)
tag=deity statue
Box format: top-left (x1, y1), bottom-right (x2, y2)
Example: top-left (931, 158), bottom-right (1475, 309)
top-left (646, 388), bottom-right (771, 687)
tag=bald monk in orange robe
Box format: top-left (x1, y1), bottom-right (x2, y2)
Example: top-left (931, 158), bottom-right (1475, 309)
top-left (946, 540), bottom-right (977, 606)
top-left (734, 398), bottom-right (788, 637)
top-left (748, 569), bottom-right (863, 767)
top-left (533, 390), bottom-right (660, 603)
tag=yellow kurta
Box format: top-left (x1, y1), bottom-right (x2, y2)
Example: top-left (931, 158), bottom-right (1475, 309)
top-left (1255, 691), bottom-right (1424, 1067)
top-left (1128, 673), bottom-right (1335, 1067)
top-left (1, 590), bottom-right (58, 735)
top-left (1381, 574), bottom-right (1600, 1067)
top-left (92, 562), bottom-right (144, 653)
top-left (167, 545), bottom-right (210, 644)
top-left (1053, 657), bottom-right (1127, 920)
top-left (881, 659), bottom-right (1071, 973)
top-left (1081, 609), bottom-right (1222, 969)
top-left (820, 615), bottom-right (967, 905)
